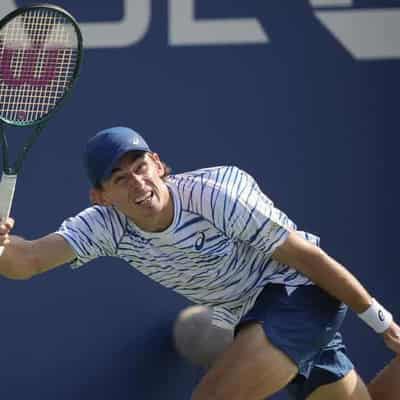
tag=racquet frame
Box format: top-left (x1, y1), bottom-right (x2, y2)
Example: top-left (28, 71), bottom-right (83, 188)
top-left (0, 4), bottom-right (83, 255)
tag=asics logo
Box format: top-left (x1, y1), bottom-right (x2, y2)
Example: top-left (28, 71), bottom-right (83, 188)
top-left (194, 231), bottom-right (206, 251)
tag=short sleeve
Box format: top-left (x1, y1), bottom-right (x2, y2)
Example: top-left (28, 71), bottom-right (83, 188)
top-left (56, 205), bottom-right (126, 268)
top-left (195, 167), bottom-right (296, 257)
top-left (224, 168), bottom-right (295, 256)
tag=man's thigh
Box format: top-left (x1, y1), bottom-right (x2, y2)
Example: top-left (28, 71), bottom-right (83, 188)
top-left (368, 356), bottom-right (400, 400)
top-left (306, 369), bottom-right (371, 400)
top-left (191, 322), bottom-right (298, 400)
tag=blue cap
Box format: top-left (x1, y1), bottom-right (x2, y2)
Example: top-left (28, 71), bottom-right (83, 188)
top-left (84, 126), bottom-right (151, 186)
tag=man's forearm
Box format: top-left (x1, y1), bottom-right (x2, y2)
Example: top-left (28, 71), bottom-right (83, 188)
top-left (273, 232), bottom-right (372, 313)
top-left (0, 235), bottom-right (36, 279)
top-left (306, 248), bottom-right (372, 313)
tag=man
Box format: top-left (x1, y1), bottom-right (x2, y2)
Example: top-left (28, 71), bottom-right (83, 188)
top-left (0, 126), bottom-right (399, 400)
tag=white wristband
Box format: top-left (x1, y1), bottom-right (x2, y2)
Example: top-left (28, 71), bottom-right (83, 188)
top-left (358, 298), bottom-right (393, 333)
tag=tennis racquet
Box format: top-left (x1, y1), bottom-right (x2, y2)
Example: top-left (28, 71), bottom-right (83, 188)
top-left (0, 4), bottom-right (83, 255)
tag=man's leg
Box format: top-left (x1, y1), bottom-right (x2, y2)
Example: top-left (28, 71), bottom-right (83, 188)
top-left (367, 356), bottom-right (400, 400)
top-left (191, 322), bottom-right (298, 400)
top-left (305, 369), bottom-right (371, 400)
top-left (305, 356), bottom-right (400, 400)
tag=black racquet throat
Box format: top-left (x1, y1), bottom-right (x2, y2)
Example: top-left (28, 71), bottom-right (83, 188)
top-left (0, 4), bottom-right (83, 255)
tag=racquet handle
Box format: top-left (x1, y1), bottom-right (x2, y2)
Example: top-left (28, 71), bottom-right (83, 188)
top-left (0, 173), bottom-right (17, 256)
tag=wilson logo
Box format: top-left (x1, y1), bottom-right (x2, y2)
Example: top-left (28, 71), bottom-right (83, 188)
top-left (1, 46), bottom-right (60, 87)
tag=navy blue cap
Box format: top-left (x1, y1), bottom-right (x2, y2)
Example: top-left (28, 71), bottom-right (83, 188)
top-left (84, 126), bottom-right (151, 186)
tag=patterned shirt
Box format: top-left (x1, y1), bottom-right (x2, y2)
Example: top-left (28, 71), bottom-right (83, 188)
top-left (57, 166), bottom-right (318, 328)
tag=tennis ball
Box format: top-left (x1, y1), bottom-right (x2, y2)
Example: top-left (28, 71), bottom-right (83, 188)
top-left (173, 305), bottom-right (234, 368)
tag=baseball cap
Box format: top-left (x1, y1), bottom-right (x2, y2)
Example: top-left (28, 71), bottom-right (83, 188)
top-left (84, 126), bottom-right (151, 186)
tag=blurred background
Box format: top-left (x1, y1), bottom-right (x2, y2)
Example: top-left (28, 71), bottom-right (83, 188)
top-left (0, 1), bottom-right (398, 399)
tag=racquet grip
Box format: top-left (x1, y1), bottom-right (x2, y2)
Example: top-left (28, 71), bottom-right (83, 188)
top-left (0, 173), bottom-right (17, 256)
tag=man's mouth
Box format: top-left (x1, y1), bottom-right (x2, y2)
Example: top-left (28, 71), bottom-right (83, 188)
top-left (134, 191), bottom-right (154, 205)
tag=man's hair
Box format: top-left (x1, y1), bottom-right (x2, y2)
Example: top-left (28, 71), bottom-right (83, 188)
top-left (93, 152), bottom-right (172, 190)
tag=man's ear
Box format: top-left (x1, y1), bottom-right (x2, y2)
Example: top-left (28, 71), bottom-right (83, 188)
top-left (150, 152), bottom-right (164, 176)
top-left (90, 188), bottom-right (111, 206)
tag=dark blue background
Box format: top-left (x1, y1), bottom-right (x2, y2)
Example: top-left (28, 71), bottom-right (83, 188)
top-left (1, 2), bottom-right (398, 399)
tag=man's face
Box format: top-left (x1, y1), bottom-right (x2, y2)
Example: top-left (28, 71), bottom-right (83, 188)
top-left (95, 151), bottom-right (173, 231)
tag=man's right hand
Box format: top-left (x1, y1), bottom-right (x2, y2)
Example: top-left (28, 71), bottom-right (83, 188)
top-left (0, 217), bottom-right (14, 248)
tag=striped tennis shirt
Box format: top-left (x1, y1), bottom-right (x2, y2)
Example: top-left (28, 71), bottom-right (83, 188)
top-left (57, 166), bottom-right (318, 329)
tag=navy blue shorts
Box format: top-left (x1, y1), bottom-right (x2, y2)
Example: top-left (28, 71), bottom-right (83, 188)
top-left (235, 284), bottom-right (354, 400)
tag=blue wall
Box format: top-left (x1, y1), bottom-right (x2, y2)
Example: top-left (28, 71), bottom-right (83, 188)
top-left (1, 2), bottom-right (398, 399)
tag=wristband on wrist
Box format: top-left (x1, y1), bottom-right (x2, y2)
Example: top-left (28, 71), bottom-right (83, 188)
top-left (358, 298), bottom-right (393, 333)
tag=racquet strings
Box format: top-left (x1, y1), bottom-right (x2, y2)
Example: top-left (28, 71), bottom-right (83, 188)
top-left (0, 7), bottom-right (79, 124)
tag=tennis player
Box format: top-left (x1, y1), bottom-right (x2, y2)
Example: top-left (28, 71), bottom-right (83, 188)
top-left (0, 126), bottom-right (399, 400)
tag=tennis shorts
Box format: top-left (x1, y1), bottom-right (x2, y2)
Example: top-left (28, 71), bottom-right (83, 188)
top-left (235, 283), bottom-right (354, 400)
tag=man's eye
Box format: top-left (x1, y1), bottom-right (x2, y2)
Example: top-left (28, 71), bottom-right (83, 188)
top-left (137, 163), bottom-right (147, 172)
top-left (114, 176), bottom-right (126, 184)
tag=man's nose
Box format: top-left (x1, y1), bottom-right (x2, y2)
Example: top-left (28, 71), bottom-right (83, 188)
top-left (127, 171), bottom-right (145, 189)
